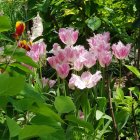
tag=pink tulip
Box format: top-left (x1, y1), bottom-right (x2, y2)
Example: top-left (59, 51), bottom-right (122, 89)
top-left (27, 42), bottom-right (46, 62)
top-left (47, 56), bottom-right (59, 69)
top-left (42, 77), bottom-right (56, 88)
top-left (69, 71), bottom-right (102, 90)
top-left (49, 79), bottom-right (56, 88)
top-left (56, 50), bottom-right (66, 63)
top-left (81, 71), bottom-right (102, 88)
top-left (56, 63), bottom-right (70, 79)
top-left (59, 28), bottom-right (78, 46)
top-left (83, 51), bottom-right (97, 68)
top-left (63, 46), bottom-right (76, 62)
top-left (52, 43), bottom-right (61, 55)
top-left (73, 59), bottom-right (84, 71)
top-left (87, 32), bottom-right (110, 55)
top-left (112, 41), bottom-right (131, 59)
top-left (98, 51), bottom-right (112, 67)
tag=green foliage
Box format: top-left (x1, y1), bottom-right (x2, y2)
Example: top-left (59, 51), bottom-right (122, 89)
top-left (0, 16), bottom-right (11, 32)
top-left (0, 74), bottom-right (25, 96)
top-left (54, 96), bottom-right (76, 114)
top-left (0, 0), bottom-right (139, 139)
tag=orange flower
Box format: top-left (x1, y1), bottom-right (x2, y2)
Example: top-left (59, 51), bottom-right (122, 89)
top-left (18, 40), bottom-right (31, 51)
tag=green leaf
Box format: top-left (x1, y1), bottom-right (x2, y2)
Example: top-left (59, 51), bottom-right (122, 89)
top-left (10, 63), bottom-right (34, 75)
top-left (96, 110), bottom-right (104, 120)
top-left (31, 115), bottom-right (66, 140)
top-left (65, 115), bottom-right (93, 131)
top-left (116, 87), bottom-right (124, 100)
top-left (125, 65), bottom-right (140, 78)
top-left (30, 103), bottom-right (63, 123)
top-left (4, 45), bottom-right (26, 56)
top-left (54, 96), bottom-right (76, 114)
top-left (97, 97), bottom-right (107, 112)
top-left (19, 125), bottom-right (56, 140)
top-left (86, 16), bottom-right (101, 31)
top-left (0, 16), bottom-right (11, 32)
top-left (6, 116), bottom-right (21, 138)
top-left (13, 55), bottom-right (38, 68)
top-left (115, 110), bottom-right (129, 131)
top-left (132, 18), bottom-right (140, 28)
top-left (96, 110), bottom-right (112, 121)
top-left (0, 33), bottom-right (13, 42)
top-left (0, 74), bottom-right (25, 96)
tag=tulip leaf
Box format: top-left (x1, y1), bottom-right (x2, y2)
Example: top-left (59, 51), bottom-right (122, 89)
top-left (125, 65), bottom-right (140, 78)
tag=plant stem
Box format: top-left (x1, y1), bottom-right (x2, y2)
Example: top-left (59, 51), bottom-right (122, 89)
top-left (63, 79), bottom-right (66, 96)
top-left (57, 75), bottom-right (60, 96)
top-left (119, 60), bottom-right (122, 87)
top-left (3, 44), bottom-right (18, 72)
top-left (107, 79), bottom-right (120, 140)
top-left (101, 67), bottom-right (105, 97)
top-left (39, 60), bottom-right (43, 89)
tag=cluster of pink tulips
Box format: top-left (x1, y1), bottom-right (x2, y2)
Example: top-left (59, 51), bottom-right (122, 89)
top-left (46, 28), bottom-right (131, 90)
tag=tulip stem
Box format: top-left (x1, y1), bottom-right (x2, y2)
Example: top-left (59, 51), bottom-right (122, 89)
top-left (119, 60), bottom-right (122, 87)
top-left (63, 79), bottom-right (66, 96)
top-left (101, 68), bottom-right (105, 97)
top-left (57, 75), bottom-right (60, 96)
top-left (39, 60), bottom-right (43, 89)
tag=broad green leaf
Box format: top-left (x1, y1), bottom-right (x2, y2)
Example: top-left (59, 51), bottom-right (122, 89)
top-left (129, 87), bottom-right (140, 100)
top-left (96, 110), bottom-right (112, 121)
top-left (80, 93), bottom-right (90, 120)
top-left (86, 17), bottom-right (101, 31)
top-left (116, 87), bottom-right (124, 100)
top-left (125, 65), bottom-right (140, 78)
top-left (13, 55), bottom-right (38, 68)
top-left (31, 115), bottom-right (66, 140)
top-left (0, 16), bottom-right (11, 32)
top-left (19, 125), bottom-right (56, 140)
top-left (0, 74), bottom-right (25, 96)
top-left (54, 96), bottom-right (76, 114)
top-left (65, 115), bottom-right (93, 131)
top-left (115, 110), bottom-right (129, 131)
top-left (10, 63), bottom-right (34, 75)
top-left (0, 96), bottom-right (8, 109)
top-left (6, 116), bottom-right (21, 138)
top-left (97, 97), bottom-right (107, 112)
top-left (30, 103), bottom-right (63, 123)
top-left (96, 110), bottom-right (104, 120)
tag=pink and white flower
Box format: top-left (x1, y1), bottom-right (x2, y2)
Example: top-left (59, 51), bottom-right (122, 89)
top-left (59, 28), bottom-right (78, 46)
top-left (98, 51), bottom-right (112, 67)
top-left (56, 63), bottom-right (70, 79)
top-left (112, 41), bottom-right (131, 59)
top-left (27, 42), bottom-right (46, 62)
top-left (42, 77), bottom-right (56, 88)
top-left (83, 51), bottom-right (97, 68)
top-left (87, 32), bottom-right (110, 57)
top-left (69, 71), bottom-right (102, 90)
